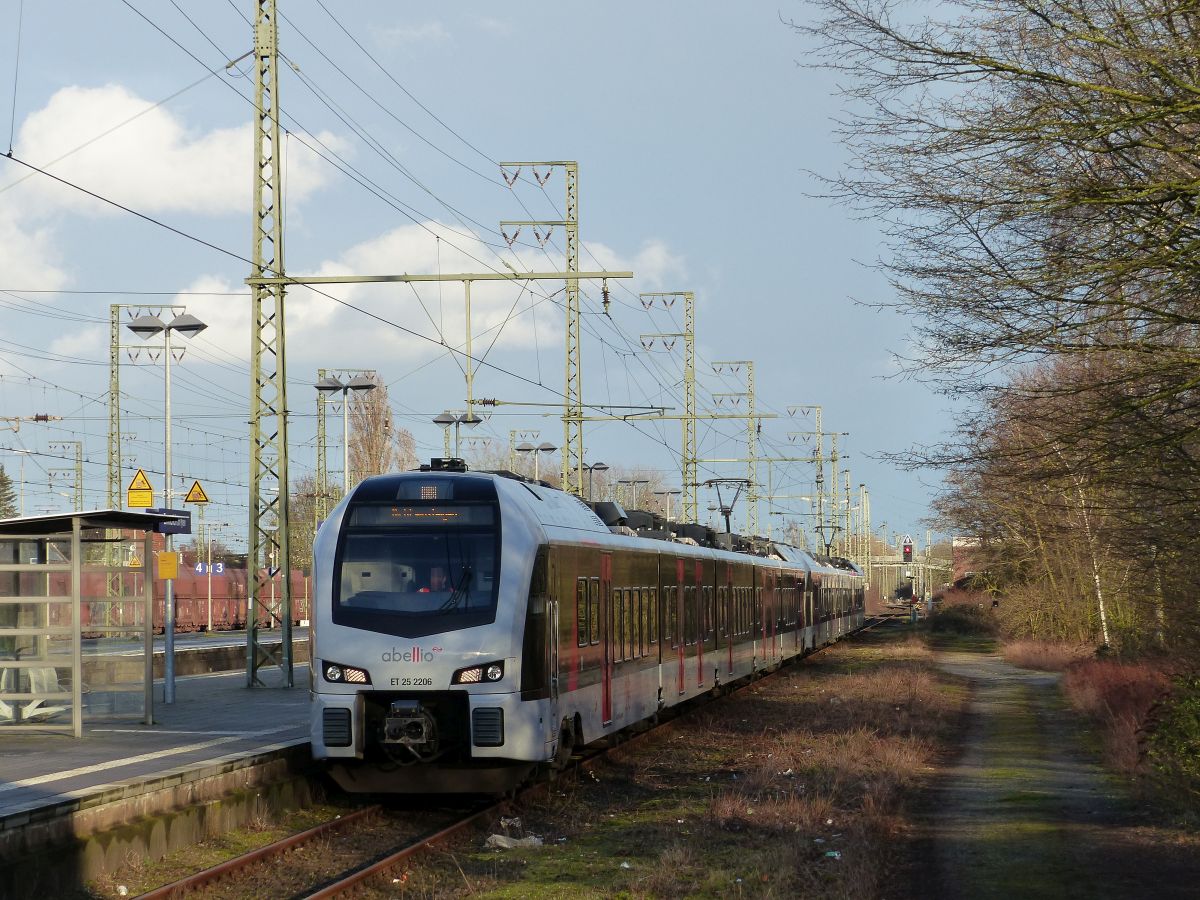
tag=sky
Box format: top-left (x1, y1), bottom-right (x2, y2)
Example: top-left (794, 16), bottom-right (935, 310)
top-left (0, 1), bottom-right (951, 553)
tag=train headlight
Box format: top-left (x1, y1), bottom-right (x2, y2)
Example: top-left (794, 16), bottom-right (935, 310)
top-left (322, 660), bottom-right (371, 685)
top-left (451, 660), bottom-right (504, 685)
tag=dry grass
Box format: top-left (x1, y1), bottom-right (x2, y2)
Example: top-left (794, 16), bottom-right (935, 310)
top-left (1004, 640), bottom-right (1091, 671)
top-left (1062, 658), bottom-right (1171, 772)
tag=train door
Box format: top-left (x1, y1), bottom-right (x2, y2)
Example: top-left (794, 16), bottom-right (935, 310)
top-left (724, 563), bottom-right (734, 677)
top-left (804, 573), bottom-right (815, 650)
top-left (549, 559), bottom-right (560, 702)
top-left (600, 552), bottom-right (613, 725)
top-left (675, 558), bottom-right (686, 695)
top-left (694, 560), bottom-right (705, 689)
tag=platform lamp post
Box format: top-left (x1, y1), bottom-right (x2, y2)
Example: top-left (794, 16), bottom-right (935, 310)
top-left (316, 375), bottom-right (377, 493)
top-left (583, 461), bottom-right (608, 501)
top-left (618, 478), bottom-right (649, 509)
top-left (653, 488), bottom-right (682, 521)
top-left (127, 312), bottom-right (206, 705)
top-left (434, 411), bottom-right (482, 459)
top-left (517, 441), bottom-right (558, 481)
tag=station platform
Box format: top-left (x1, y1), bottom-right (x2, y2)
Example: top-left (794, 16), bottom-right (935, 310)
top-left (0, 663), bottom-right (314, 890)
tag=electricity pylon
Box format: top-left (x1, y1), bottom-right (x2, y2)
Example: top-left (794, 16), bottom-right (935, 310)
top-left (48, 441), bottom-right (83, 510)
top-left (640, 292), bottom-right (697, 522)
top-left (498, 161), bottom-right (582, 493)
top-left (712, 360), bottom-right (758, 534)
top-left (247, 0), bottom-right (293, 688)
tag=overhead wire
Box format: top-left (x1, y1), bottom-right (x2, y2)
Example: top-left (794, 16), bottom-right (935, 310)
top-left (14, 3), bottom-right (799, 517)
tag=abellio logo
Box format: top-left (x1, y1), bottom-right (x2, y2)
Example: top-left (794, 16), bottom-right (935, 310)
top-left (382, 644), bottom-right (444, 663)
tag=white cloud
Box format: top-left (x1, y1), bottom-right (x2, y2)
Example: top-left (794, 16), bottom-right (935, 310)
top-left (47, 323), bottom-right (105, 361)
top-left (134, 224), bottom-right (690, 412)
top-left (472, 17), bottom-right (513, 36)
top-left (374, 22), bottom-right (450, 45)
top-left (14, 85), bottom-right (344, 217)
top-left (585, 238), bottom-right (687, 291)
top-left (0, 208), bottom-right (69, 290)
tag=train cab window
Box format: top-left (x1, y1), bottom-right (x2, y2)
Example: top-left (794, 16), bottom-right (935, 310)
top-left (576, 579), bottom-right (588, 647)
top-left (333, 511), bottom-right (500, 639)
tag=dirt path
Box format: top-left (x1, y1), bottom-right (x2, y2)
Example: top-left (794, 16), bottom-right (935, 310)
top-left (923, 649), bottom-right (1198, 900)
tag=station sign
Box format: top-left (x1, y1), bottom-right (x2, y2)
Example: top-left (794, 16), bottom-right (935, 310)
top-left (194, 562), bottom-right (225, 575)
top-left (148, 507), bottom-right (192, 535)
top-left (127, 469), bottom-right (154, 508)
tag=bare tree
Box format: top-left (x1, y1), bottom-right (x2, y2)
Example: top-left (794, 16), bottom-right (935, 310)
top-left (800, 2), bottom-right (1200, 656)
top-left (348, 381), bottom-right (417, 480)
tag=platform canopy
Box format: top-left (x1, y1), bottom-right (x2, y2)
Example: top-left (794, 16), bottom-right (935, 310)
top-left (0, 509), bottom-right (185, 535)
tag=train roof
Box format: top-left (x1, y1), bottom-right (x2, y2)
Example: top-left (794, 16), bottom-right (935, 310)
top-left (377, 462), bottom-right (864, 573)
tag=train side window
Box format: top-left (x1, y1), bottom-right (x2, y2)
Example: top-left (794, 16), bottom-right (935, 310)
top-left (632, 588), bottom-right (641, 658)
top-left (648, 587), bottom-right (658, 646)
top-left (716, 586), bottom-right (725, 639)
top-left (667, 585), bottom-right (677, 647)
top-left (612, 588), bottom-right (622, 661)
top-left (683, 586), bottom-right (694, 646)
top-left (576, 579), bottom-right (588, 647)
top-left (702, 586), bottom-right (713, 641)
top-left (628, 588), bottom-right (639, 659)
top-left (588, 578), bottom-right (600, 645)
top-left (634, 588), bottom-right (644, 657)
top-left (614, 592), bottom-right (624, 662)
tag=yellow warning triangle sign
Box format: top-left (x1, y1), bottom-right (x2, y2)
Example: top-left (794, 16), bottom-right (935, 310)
top-left (184, 480), bottom-right (210, 504)
top-left (128, 469), bottom-right (153, 492)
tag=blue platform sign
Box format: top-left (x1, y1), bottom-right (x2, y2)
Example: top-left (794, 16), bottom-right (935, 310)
top-left (149, 507), bottom-right (192, 535)
top-left (194, 562), bottom-right (225, 575)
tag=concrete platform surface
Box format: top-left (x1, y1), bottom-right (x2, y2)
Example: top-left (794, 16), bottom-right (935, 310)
top-left (0, 666), bottom-right (311, 826)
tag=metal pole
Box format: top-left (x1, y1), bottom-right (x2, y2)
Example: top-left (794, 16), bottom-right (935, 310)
top-left (207, 538), bottom-right (214, 632)
top-left (142, 529), bottom-right (154, 725)
top-left (465, 281), bottom-right (474, 420)
top-left (342, 389), bottom-right (350, 491)
top-left (163, 326), bottom-right (176, 704)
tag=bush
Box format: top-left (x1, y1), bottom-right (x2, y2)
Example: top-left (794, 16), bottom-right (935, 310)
top-left (1061, 659), bottom-right (1170, 773)
top-left (1004, 640), bottom-right (1090, 671)
top-left (929, 602), bottom-right (1000, 636)
top-left (1146, 675), bottom-right (1200, 807)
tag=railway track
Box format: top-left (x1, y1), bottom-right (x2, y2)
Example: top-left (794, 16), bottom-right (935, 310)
top-left (135, 617), bottom-right (892, 899)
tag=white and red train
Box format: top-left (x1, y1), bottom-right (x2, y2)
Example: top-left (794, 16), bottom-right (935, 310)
top-left (309, 460), bottom-right (864, 793)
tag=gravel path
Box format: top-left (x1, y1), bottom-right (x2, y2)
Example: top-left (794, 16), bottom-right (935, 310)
top-left (922, 649), bottom-right (1198, 900)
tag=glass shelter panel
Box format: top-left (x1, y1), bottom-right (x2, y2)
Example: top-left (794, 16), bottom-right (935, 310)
top-left (0, 525), bottom-right (155, 737)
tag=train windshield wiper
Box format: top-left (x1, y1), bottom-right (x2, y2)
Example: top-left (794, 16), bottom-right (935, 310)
top-left (439, 568), bottom-right (473, 612)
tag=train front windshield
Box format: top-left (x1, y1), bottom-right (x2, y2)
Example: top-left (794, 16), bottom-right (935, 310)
top-left (332, 480), bottom-right (501, 638)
